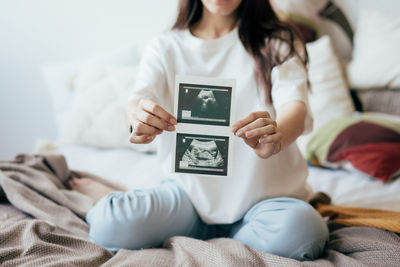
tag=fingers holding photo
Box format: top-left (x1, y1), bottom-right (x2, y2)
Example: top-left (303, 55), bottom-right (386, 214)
top-left (238, 118), bottom-right (276, 138)
top-left (136, 109), bottom-right (175, 132)
top-left (127, 98), bottom-right (177, 144)
top-left (129, 133), bottom-right (156, 144)
top-left (232, 111), bottom-right (274, 137)
top-left (139, 99), bottom-right (177, 126)
top-left (131, 120), bottom-right (163, 136)
top-left (231, 110), bottom-right (283, 158)
top-left (231, 111), bottom-right (271, 134)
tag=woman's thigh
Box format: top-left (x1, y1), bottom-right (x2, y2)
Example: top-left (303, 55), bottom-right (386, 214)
top-left (86, 179), bottom-right (213, 251)
top-left (229, 197), bottom-right (329, 261)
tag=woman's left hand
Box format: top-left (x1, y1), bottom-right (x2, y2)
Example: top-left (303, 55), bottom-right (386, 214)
top-left (232, 111), bottom-right (282, 159)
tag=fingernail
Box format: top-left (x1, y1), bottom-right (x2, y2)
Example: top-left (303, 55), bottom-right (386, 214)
top-left (168, 125), bottom-right (175, 131)
top-left (170, 118), bottom-right (176, 125)
top-left (246, 132), bottom-right (253, 138)
top-left (231, 126), bottom-right (238, 132)
top-left (236, 130), bottom-right (243, 137)
top-left (146, 136), bottom-right (153, 140)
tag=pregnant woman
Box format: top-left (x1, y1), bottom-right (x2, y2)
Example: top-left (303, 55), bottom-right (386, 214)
top-left (70, 0), bottom-right (329, 261)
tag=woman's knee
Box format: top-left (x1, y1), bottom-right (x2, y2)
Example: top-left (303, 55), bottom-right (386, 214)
top-left (86, 183), bottom-right (199, 251)
top-left (232, 198), bottom-right (329, 261)
top-left (278, 199), bottom-right (329, 260)
top-left (86, 192), bottom-right (151, 251)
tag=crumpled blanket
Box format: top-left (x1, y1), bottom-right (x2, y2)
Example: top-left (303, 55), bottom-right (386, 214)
top-left (1, 154), bottom-right (400, 267)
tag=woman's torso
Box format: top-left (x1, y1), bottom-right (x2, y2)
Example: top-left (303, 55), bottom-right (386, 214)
top-left (136, 28), bottom-right (312, 224)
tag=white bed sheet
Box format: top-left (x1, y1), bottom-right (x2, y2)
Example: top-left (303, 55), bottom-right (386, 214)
top-left (58, 145), bottom-right (162, 190)
top-left (57, 144), bottom-right (400, 212)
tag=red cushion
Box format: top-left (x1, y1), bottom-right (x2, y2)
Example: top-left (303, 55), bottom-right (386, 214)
top-left (327, 121), bottom-right (400, 162)
top-left (334, 143), bottom-right (400, 182)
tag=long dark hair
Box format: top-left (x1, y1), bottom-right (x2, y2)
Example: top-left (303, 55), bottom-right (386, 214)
top-left (172, 0), bottom-right (308, 104)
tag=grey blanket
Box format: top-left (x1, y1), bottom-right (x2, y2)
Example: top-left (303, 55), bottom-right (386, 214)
top-left (1, 154), bottom-right (399, 267)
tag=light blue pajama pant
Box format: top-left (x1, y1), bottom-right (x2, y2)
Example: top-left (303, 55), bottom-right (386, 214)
top-left (86, 179), bottom-right (329, 261)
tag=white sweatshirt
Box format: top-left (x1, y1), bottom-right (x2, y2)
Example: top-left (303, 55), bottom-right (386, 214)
top-left (130, 27), bottom-right (313, 224)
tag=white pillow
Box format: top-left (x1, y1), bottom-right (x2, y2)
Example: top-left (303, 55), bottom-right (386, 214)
top-left (41, 43), bottom-right (158, 152)
top-left (297, 35), bottom-right (354, 154)
top-left (347, 9), bottom-right (400, 89)
top-left (58, 66), bottom-right (156, 152)
top-left (41, 61), bottom-right (81, 133)
top-left (41, 43), bottom-right (143, 132)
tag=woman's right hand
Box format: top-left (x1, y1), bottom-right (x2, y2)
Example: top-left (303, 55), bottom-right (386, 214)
top-left (128, 99), bottom-right (177, 144)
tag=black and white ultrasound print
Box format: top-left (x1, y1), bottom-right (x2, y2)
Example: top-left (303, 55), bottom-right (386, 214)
top-left (173, 75), bottom-right (234, 176)
top-left (177, 83), bottom-right (232, 126)
top-left (175, 133), bottom-right (229, 176)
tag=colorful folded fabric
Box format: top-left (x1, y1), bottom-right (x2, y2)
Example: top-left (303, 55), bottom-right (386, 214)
top-left (307, 114), bottom-right (400, 181)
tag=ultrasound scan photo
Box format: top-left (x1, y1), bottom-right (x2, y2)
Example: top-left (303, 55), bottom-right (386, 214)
top-left (175, 133), bottom-right (229, 176)
top-left (173, 75), bottom-right (234, 176)
top-left (177, 83), bottom-right (232, 126)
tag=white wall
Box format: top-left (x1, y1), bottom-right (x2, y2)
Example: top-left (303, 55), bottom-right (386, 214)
top-left (0, 0), bottom-right (178, 159)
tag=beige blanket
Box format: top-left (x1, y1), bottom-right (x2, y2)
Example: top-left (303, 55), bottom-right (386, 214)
top-left (1, 154), bottom-right (400, 266)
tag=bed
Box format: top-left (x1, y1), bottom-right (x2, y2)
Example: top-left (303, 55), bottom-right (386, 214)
top-left (1, 146), bottom-right (400, 266)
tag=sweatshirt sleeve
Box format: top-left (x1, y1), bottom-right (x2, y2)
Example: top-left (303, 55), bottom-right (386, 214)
top-left (271, 56), bottom-right (313, 135)
top-left (129, 37), bottom-right (167, 104)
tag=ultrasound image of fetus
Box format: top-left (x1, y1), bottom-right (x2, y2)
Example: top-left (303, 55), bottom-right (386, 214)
top-left (192, 90), bottom-right (219, 118)
top-left (182, 139), bottom-right (224, 167)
